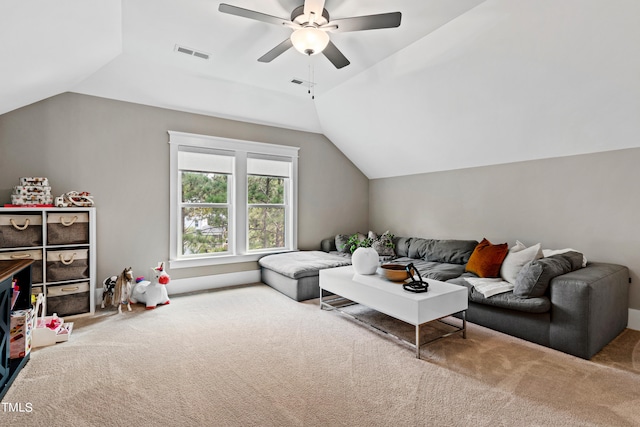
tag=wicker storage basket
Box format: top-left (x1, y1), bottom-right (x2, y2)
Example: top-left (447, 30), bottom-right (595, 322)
top-left (0, 214), bottom-right (42, 248)
top-left (0, 249), bottom-right (43, 283)
top-left (46, 249), bottom-right (89, 282)
top-left (47, 212), bottom-right (89, 245)
top-left (46, 282), bottom-right (90, 317)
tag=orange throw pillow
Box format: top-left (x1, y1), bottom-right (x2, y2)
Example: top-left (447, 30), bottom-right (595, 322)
top-left (465, 238), bottom-right (509, 278)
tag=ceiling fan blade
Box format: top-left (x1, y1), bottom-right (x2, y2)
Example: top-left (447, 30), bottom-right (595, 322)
top-left (258, 38), bottom-right (294, 63)
top-left (303, 0), bottom-right (326, 20)
top-left (322, 41), bottom-right (350, 69)
top-left (329, 12), bottom-right (402, 33)
top-left (218, 3), bottom-right (290, 26)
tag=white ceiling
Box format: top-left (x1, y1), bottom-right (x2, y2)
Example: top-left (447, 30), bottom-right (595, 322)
top-left (2, 0), bottom-right (639, 179)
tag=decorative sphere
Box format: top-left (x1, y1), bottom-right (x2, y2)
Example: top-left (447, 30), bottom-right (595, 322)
top-left (352, 247), bottom-right (379, 275)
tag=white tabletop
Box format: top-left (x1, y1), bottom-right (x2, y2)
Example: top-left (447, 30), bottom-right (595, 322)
top-left (320, 265), bottom-right (468, 325)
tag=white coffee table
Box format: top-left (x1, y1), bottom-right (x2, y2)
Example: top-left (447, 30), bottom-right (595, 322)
top-left (319, 265), bottom-right (468, 358)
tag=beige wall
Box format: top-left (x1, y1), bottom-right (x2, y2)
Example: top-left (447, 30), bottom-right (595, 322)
top-left (370, 148), bottom-right (640, 310)
top-left (0, 93), bottom-right (369, 281)
top-left (5, 92), bottom-right (635, 311)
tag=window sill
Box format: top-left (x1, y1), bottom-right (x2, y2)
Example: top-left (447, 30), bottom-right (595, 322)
top-left (169, 250), bottom-right (295, 269)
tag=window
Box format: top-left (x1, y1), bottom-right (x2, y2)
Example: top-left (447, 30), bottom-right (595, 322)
top-left (179, 148), bottom-right (232, 256)
top-left (247, 155), bottom-right (289, 251)
top-left (169, 131), bottom-right (298, 268)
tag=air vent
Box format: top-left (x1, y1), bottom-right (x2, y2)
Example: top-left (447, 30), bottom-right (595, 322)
top-left (174, 44), bottom-right (210, 60)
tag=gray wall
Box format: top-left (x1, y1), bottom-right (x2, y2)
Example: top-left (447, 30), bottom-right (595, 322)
top-left (370, 148), bottom-right (640, 310)
top-left (0, 93), bottom-right (369, 281)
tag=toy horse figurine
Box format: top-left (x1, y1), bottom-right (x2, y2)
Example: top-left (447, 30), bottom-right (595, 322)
top-left (130, 262), bottom-right (171, 309)
top-left (101, 276), bottom-right (117, 308)
top-left (112, 267), bottom-right (134, 314)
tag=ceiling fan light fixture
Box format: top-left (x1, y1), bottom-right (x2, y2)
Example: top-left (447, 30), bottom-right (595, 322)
top-left (290, 27), bottom-right (329, 56)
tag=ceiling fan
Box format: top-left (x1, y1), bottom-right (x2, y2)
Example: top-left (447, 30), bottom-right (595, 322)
top-left (218, 0), bottom-right (402, 69)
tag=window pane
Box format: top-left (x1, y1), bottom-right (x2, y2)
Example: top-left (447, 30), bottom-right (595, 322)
top-left (182, 207), bottom-right (228, 254)
top-left (248, 207), bottom-right (285, 250)
top-left (181, 172), bottom-right (228, 203)
top-left (247, 175), bottom-right (284, 204)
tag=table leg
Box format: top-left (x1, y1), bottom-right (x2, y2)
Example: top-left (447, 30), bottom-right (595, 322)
top-left (462, 311), bottom-right (467, 339)
top-left (415, 324), bottom-right (421, 358)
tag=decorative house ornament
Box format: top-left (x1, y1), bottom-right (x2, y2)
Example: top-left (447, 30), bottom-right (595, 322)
top-left (351, 247), bottom-right (379, 275)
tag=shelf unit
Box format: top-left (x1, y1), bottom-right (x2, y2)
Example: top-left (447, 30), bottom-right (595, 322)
top-left (0, 259), bottom-right (33, 401)
top-left (0, 207), bottom-right (96, 319)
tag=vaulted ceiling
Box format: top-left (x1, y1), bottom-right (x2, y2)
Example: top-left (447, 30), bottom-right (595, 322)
top-left (2, 0), bottom-right (639, 178)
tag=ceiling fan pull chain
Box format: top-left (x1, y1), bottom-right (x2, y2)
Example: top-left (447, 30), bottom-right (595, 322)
top-left (308, 60), bottom-right (311, 96)
top-left (308, 58), bottom-right (315, 100)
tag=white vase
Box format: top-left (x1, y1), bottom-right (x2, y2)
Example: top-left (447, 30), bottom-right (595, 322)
top-left (352, 247), bottom-right (379, 275)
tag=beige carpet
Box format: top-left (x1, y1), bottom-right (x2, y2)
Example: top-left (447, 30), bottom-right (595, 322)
top-left (3, 283), bottom-right (640, 427)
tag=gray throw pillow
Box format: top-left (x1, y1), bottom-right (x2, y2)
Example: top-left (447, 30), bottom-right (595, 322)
top-left (321, 238), bottom-right (335, 253)
top-left (514, 252), bottom-right (583, 298)
top-left (335, 234), bottom-right (351, 253)
top-left (561, 251), bottom-right (584, 270)
top-left (371, 231), bottom-right (395, 257)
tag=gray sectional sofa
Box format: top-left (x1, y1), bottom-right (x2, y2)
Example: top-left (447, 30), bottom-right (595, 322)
top-left (258, 235), bottom-right (630, 359)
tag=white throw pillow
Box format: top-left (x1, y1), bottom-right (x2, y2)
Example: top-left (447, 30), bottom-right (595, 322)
top-left (500, 241), bottom-right (543, 284)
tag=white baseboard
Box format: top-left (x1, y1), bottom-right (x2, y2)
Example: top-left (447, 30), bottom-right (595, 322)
top-left (628, 308), bottom-right (640, 331)
top-left (165, 270), bottom-right (261, 295)
top-left (95, 269), bottom-right (261, 303)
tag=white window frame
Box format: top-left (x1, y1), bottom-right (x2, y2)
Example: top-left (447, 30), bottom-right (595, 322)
top-left (169, 131), bottom-right (299, 269)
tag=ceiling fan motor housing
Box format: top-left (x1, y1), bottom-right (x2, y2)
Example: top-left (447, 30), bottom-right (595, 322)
top-left (291, 5), bottom-right (329, 26)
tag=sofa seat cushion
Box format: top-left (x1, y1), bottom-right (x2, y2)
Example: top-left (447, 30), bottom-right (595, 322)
top-left (259, 251), bottom-right (352, 280)
top-left (448, 274), bottom-right (551, 314)
top-left (392, 257), bottom-right (466, 282)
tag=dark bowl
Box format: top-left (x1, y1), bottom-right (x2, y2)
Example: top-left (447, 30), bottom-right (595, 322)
top-left (379, 263), bottom-right (409, 282)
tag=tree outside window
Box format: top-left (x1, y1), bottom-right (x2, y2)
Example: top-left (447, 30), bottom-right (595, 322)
top-left (181, 172), bottom-right (229, 255)
top-left (248, 175), bottom-right (286, 250)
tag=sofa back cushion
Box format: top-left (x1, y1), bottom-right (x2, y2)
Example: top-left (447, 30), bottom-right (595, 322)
top-left (427, 239), bottom-right (479, 264)
top-left (321, 238), bottom-right (337, 252)
top-left (407, 238), bottom-right (478, 265)
top-left (408, 238), bottom-right (432, 259)
top-left (392, 236), bottom-right (413, 257)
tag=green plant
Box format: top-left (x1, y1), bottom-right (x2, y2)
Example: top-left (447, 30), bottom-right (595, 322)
top-left (347, 233), bottom-right (372, 253)
top-left (381, 233), bottom-right (395, 248)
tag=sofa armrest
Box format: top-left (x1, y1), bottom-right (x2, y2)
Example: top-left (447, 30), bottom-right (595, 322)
top-left (549, 262), bottom-right (629, 359)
